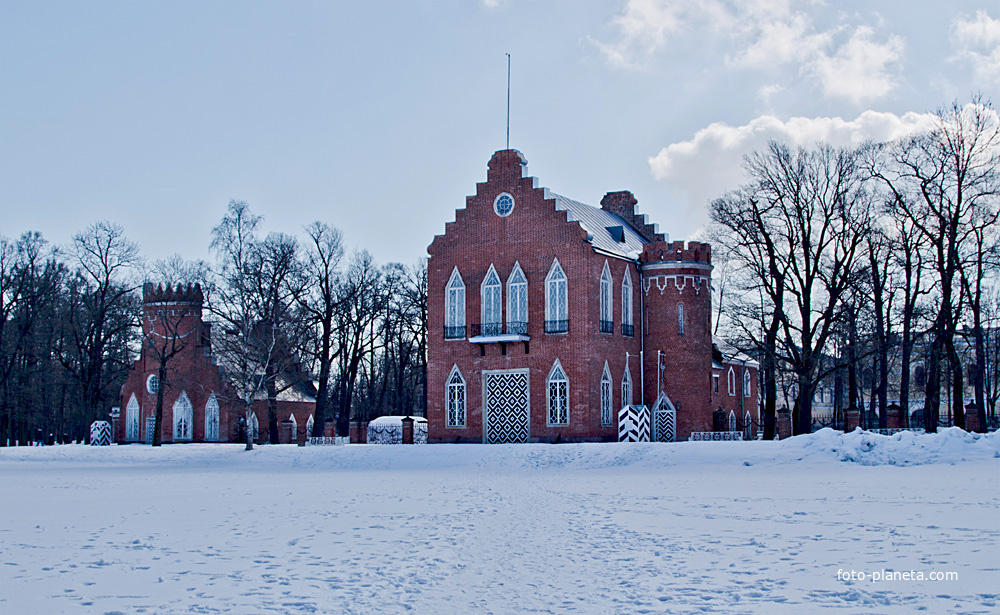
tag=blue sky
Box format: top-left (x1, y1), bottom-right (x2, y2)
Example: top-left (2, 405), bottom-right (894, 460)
top-left (2, 0), bottom-right (997, 267)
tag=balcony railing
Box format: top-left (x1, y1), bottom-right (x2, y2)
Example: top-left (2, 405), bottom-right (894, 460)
top-left (621, 323), bottom-right (635, 337)
top-left (599, 319), bottom-right (613, 334)
top-left (469, 322), bottom-right (529, 337)
top-left (469, 323), bottom-right (504, 337)
top-left (443, 325), bottom-right (466, 339)
top-left (545, 319), bottom-right (569, 334)
top-left (507, 321), bottom-right (528, 336)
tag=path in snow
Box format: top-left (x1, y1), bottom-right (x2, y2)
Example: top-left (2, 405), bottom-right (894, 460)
top-left (1, 429), bottom-right (998, 614)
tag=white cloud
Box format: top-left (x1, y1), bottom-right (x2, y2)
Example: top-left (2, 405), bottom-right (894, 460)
top-left (951, 10), bottom-right (1000, 88)
top-left (647, 110), bottom-right (937, 226)
top-left (590, 0), bottom-right (696, 70)
top-left (809, 27), bottom-right (905, 104)
top-left (594, 0), bottom-right (905, 102)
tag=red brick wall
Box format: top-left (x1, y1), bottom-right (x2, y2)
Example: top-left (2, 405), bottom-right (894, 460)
top-left (427, 150), bottom-right (643, 442)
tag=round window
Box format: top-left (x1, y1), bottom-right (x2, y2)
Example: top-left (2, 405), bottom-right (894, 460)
top-left (494, 192), bottom-right (515, 217)
top-left (146, 374), bottom-right (160, 395)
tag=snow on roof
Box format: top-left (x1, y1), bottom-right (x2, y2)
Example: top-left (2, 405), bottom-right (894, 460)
top-left (551, 193), bottom-right (647, 259)
top-left (368, 415), bottom-right (428, 427)
top-left (713, 336), bottom-right (760, 368)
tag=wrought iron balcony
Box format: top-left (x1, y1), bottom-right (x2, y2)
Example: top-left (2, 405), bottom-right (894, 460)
top-left (469, 323), bottom-right (504, 337)
top-left (621, 323), bottom-right (635, 337)
top-left (599, 319), bottom-right (613, 334)
top-left (507, 321), bottom-right (528, 336)
top-left (545, 319), bottom-right (569, 334)
top-left (443, 325), bottom-right (466, 340)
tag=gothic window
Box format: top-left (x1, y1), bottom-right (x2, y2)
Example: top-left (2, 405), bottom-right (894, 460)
top-left (445, 268), bottom-right (465, 339)
top-left (728, 367), bottom-right (736, 396)
top-left (547, 360), bottom-right (569, 426)
top-left (481, 265), bottom-right (502, 336)
top-left (507, 262), bottom-right (528, 334)
top-left (126, 393), bottom-right (140, 441)
top-left (250, 412), bottom-right (259, 441)
top-left (601, 362), bottom-right (613, 427)
top-left (306, 414), bottom-right (314, 437)
top-left (545, 259), bottom-right (568, 332)
top-left (744, 411), bottom-right (752, 439)
top-left (621, 366), bottom-right (633, 409)
top-left (447, 365), bottom-right (466, 427)
top-left (622, 268), bottom-right (633, 334)
top-left (173, 391), bottom-right (193, 441)
top-left (743, 370), bottom-right (752, 398)
top-left (600, 261), bottom-right (612, 332)
top-left (728, 410), bottom-right (737, 432)
top-left (678, 303), bottom-right (685, 336)
top-left (204, 393), bottom-right (219, 442)
top-left (288, 413), bottom-right (298, 440)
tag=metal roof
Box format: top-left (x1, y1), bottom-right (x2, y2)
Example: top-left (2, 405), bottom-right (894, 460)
top-left (549, 192), bottom-right (647, 260)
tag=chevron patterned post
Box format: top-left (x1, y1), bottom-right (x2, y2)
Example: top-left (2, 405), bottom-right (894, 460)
top-left (618, 405), bottom-right (650, 442)
top-left (89, 421), bottom-right (111, 446)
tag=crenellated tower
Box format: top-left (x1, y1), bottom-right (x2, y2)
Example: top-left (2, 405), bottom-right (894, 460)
top-left (640, 240), bottom-right (714, 437)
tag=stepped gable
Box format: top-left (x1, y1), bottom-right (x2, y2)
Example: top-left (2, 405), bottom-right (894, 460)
top-left (600, 191), bottom-right (665, 244)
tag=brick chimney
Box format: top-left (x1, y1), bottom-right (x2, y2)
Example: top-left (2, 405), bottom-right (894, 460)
top-left (600, 191), bottom-right (664, 243)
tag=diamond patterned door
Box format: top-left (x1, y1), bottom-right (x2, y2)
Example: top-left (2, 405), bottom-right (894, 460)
top-left (484, 371), bottom-right (529, 443)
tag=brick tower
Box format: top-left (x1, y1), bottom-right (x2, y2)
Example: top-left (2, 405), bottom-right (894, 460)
top-left (639, 241), bottom-right (715, 438)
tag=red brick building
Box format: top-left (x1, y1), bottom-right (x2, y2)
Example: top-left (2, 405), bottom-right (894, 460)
top-left (426, 149), bottom-right (758, 443)
top-left (116, 283), bottom-right (316, 444)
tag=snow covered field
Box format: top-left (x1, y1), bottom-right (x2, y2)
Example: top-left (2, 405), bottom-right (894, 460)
top-left (2, 429), bottom-right (998, 615)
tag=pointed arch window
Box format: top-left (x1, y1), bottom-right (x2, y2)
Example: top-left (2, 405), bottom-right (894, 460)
top-left (621, 366), bottom-right (633, 409)
top-left (599, 262), bottom-right (613, 333)
top-left (173, 391), bottom-right (193, 442)
top-left (447, 365), bottom-right (466, 427)
top-left (250, 412), bottom-right (259, 441)
top-left (622, 268), bottom-right (634, 336)
top-left (204, 393), bottom-right (220, 442)
top-left (547, 360), bottom-right (569, 426)
top-left (678, 303), bottom-right (685, 336)
top-left (126, 393), bottom-right (140, 441)
top-left (744, 410), bottom-right (752, 440)
top-left (481, 265), bottom-right (502, 336)
top-left (743, 370), bottom-right (752, 398)
top-left (445, 268), bottom-right (466, 339)
top-left (728, 368), bottom-right (736, 396)
top-left (507, 262), bottom-right (528, 335)
top-left (306, 414), bottom-right (315, 437)
top-left (601, 362), bottom-right (613, 427)
top-left (288, 413), bottom-right (298, 440)
top-left (728, 410), bottom-right (737, 432)
top-left (545, 259), bottom-right (568, 333)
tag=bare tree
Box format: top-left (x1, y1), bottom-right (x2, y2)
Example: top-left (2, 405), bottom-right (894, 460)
top-left (870, 98), bottom-right (1000, 431)
top-left (59, 222), bottom-right (141, 432)
top-left (301, 222), bottom-right (345, 437)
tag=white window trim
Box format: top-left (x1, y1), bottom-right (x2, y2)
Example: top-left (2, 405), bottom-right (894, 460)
top-left (126, 393), bottom-right (140, 441)
top-left (621, 366), bottom-right (633, 409)
top-left (173, 390), bottom-right (193, 442)
top-left (446, 365), bottom-right (467, 428)
top-left (507, 261), bottom-right (528, 327)
top-left (306, 414), bottom-right (315, 436)
top-left (743, 370), bottom-right (752, 398)
top-left (600, 261), bottom-right (612, 326)
top-left (622, 268), bottom-right (633, 327)
top-left (446, 267), bottom-right (466, 333)
top-left (728, 367), bottom-right (736, 397)
top-left (204, 392), bottom-right (220, 442)
top-left (546, 359), bottom-right (569, 426)
top-left (678, 303), bottom-right (685, 336)
top-left (601, 361), bottom-right (613, 427)
top-left (545, 258), bottom-right (568, 324)
top-left (481, 265), bottom-right (502, 330)
top-left (729, 410), bottom-right (737, 432)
